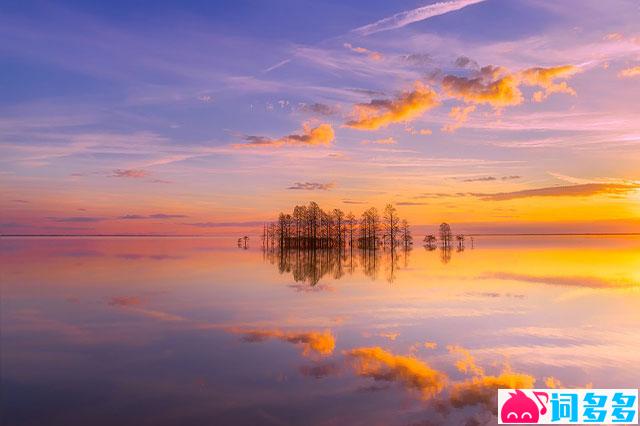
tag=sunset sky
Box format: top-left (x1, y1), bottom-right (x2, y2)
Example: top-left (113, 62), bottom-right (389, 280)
top-left (2, 0), bottom-right (640, 235)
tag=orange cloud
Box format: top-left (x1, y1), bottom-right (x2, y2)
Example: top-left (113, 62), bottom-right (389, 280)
top-left (237, 122), bottom-right (335, 148)
top-left (447, 345), bottom-right (484, 376)
top-left (235, 328), bottom-right (336, 356)
top-left (604, 32), bottom-right (624, 41)
top-left (345, 346), bottom-right (447, 399)
top-left (619, 66), bottom-right (640, 78)
top-left (442, 64), bottom-right (578, 107)
top-left (545, 376), bottom-right (562, 388)
top-left (343, 43), bottom-right (383, 61)
top-left (345, 81), bottom-right (439, 130)
top-left (345, 345), bottom-right (537, 416)
top-left (450, 368), bottom-right (536, 410)
top-left (519, 65), bottom-right (578, 102)
top-left (442, 105), bottom-right (476, 132)
top-left (442, 65), bottom-right (523, 108)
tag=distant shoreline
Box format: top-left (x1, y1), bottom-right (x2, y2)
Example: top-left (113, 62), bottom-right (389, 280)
top-left (2, 233), bottom-right (640, 238)
top-left (0, 234), bottom-right (209, 238)
top-left (465, 232), bottom-right (640, 236)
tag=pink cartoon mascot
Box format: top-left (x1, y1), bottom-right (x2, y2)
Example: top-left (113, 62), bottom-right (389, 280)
top-left (501, 390), bottom-right (548, 423)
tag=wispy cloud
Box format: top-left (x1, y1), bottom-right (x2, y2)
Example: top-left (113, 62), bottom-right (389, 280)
top-left (235, 122), bottom-right (335, 148)
top-left (299, 361), bottom-right (341, 379)
top-left (619, 66), bottom-right (640, 78)
top-left (396, 201), bottom-right (428, 206)
top-left (483, 272), bottom-right (640, 289)
top-left (47, 216), bottom-right (106, 223)
top-left (361, 137), bottom-right (396, 145)
top-left (110, 169), bottom-right (147, 178)
top-left (262, 58), bottom-right (291, 73)
top-left (233, 328), bottom-right (335, 357)
top-left (300, 102), bottom-right (337, 116)
top-left (287, 182), bottom-right (335, 191)
top-left (148, 213), bottom-right (188, 219)
top-left (478, 183), bottom-right (639, 201)
top-left (108, 296), bottom-right (143, 307)
top-left (118, 213), bottom-right (188, 220)
top-left (462, 175), bottom-right (521, 182)
top-left (546, 172), bottom-right (633, 185)
top-left (118, 214), bottom-right (146, 220)
top-left (343, 43), bottom-right (383, 61)
top-left (411, 181), bottom-right (638, 200)
top-left (463, 176), bottom-right (498, 182)
top-left (183, 221), bottom-right (265, 228)
top-left (352, 0), bottom-right (486, 36)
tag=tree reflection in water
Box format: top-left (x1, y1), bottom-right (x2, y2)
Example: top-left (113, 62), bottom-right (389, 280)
top-left (440, 244), bottom-right (452, 264)
top-left (263, 246), bottom-right (418, 286)
top-left (263, 238), bottom-right (471, 287)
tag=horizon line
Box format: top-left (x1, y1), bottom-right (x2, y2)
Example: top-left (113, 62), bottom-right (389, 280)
top-left (3, 232), bottom-right (640, 238)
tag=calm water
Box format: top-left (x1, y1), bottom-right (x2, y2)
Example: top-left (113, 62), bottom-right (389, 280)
top-left (1, 236), bottom-right (639, 425)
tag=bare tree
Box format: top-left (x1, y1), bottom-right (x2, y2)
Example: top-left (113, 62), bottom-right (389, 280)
top-left (359, 207), bottom-right (380, 249)
top-left (400, 219), bottom-right (412, 249)
top-left (383, 204), bottom-right (400, 251)
top-left (370, 207), bottom-right (380, 249)
top-left (333, 208), bottom-right (344, 249)
top-left (439, 223), bottom-right (452, 248)
top-left (293, 205), bottom-right (305, 248)
top-left (262, 224), bottom-right (267, 248)
top-left (307, 201), bottom-right (321, 248)
top-left (346, 212), bottom-right (356, 248)
top-left (423, 234), bottom-right (436, 249)
top-left (268, 223), bottom-right (276, 248)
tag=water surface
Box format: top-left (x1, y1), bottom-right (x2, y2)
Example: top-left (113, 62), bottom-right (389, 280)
top-left (1, 236), bottom-right (639, 425)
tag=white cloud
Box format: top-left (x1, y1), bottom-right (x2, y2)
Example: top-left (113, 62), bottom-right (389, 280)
top-left (352, 0), bottom-right (486, 36)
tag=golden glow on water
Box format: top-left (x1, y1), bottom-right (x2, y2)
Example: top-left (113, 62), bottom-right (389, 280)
top-left (1, 236), bottom-right (639, 424)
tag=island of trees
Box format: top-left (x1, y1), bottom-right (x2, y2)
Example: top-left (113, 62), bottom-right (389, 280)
top-left (423, 222), bottom-right (470, 250)
top-left (251, 202), bottom-right (472, 284)
top-left (262, 202), bottom-right (413, 252)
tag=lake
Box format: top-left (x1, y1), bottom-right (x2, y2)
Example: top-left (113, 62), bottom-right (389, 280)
top-left (1, 236), bottom-right (639, 425)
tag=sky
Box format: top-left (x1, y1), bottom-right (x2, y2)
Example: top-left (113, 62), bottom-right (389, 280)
top-left (1, 0), bottom-right (640, 235)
